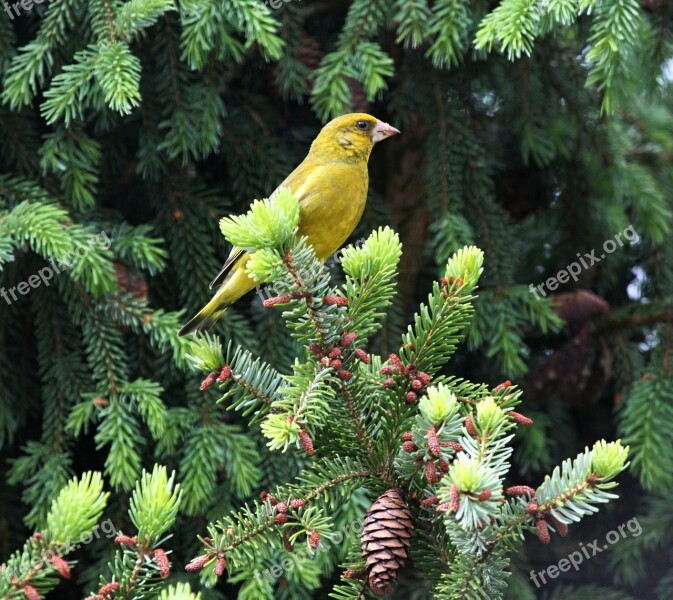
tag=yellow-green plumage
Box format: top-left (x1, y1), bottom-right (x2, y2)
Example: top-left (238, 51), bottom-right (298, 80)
top-left (179, 113), bottom-right (399, 336)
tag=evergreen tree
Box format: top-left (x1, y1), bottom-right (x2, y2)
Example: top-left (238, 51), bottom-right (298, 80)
top-left (1, 0), bottom-right (671, 598)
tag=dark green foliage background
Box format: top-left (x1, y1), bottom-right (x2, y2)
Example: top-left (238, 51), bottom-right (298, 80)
top-left (1, 0), bottom-right (672, 598)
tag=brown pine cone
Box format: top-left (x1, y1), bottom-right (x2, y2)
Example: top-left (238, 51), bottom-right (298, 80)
top-left (361, 489), bottom-right (414, 595)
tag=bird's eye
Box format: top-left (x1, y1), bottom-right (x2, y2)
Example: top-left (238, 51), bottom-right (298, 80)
top-left (355, 120), bottom-right (369, 131)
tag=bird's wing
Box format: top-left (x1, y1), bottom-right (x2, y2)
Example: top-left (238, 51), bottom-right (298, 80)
top-left (209, 160), bottom-right (315, 289)
top-left (209, 246), bottom-right (244, 289)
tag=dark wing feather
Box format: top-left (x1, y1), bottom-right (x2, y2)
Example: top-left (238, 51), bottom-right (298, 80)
top-left (209, 246), bottom-right (244, 289)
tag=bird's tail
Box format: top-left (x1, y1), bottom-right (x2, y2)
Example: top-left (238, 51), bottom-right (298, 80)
top-left (178, 300), bottom-right (229, 337)
top-left (178, 258), bottom-right (256, 336)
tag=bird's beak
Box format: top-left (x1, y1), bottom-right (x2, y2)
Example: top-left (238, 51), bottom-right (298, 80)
top-left (372, 120), bottom-right (400, 143)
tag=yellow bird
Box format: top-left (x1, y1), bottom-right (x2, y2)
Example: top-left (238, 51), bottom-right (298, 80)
top-left (178, 113), bottom-right (400, 336)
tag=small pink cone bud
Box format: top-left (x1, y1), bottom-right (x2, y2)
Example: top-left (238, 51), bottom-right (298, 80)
top-left (505, 485), bottom-right (536, 497)
top-left (340, 332), bottom-right (358, 347)
top-left (402, 432), bottom-right (414, 442)
top-left (354, 348), bottom-right (370, 364)
top-left (309, 530), bottom-right (320, 548)
top-left (449, 484), bottom-right (460, 512)
top-left (465, 414), bottom-right (477, 436)
top-left (338, 369), bottom-right (351, 380)
top-left (200, 372), bottom-right (218, 391)
top-left (22, 585), bottom-right (40, 600)
top-left (290, 498), bottom-right (306, 509)
top-left (185, 555), bottom-right (210, 572)
top-left (153, 548), bottom-right (170, 579)
top-left (328, 347), bottom-right (342, 358)
top-left (405, 391), bottom-right (418, 403)
top-left (536, 519), bottom-right (551, 544)
top-left (477, 488), bottom-right (492, 501)
top-left (299, 430), bottom-right (315, 455)
top-left (214, 557), bottom-right (227, 577)
top-left (427, 427), bottom-right (440, 456)
top-left (323, 296), bottom-right (348, 306)
top-left (274, 513), bottom-right (288, 524)
top-left (218, 365), bottom-right (231, 381)
top-left (421, 495), bottom-right (439, 507)
top-left (263, 295), bottom-right (292, 307)
top-left (51, 555), bottom-right (71, 579)
top-left (402, 441), bottom-right (418, 452)
top-left (509, 411), bottom-right (533, 426)
top-left (424, 461), bottom-right (437, 484)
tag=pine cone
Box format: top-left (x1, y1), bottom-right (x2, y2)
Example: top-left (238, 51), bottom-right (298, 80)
top-left (361, 489), bottom-right (414, 595)
top-left (298, 36), bottom-right (323, 72)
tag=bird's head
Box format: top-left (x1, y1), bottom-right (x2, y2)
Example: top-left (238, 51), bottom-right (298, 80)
top-left (309, 113), bottom-right (400, 163)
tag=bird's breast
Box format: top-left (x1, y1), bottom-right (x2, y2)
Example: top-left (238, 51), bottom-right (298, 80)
top-left (296, 164), bottom-right (369, 260)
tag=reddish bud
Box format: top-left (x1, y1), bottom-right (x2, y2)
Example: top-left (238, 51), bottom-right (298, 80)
top-left (411, 379), bottom-right (423, 391)
top-left (421, 495), bottom-right (439, 507)
top-left (32, 532), bottom-right (44, 542)
top-left (290, 498), bottom-right (306, 509)
top-left (526, 503), bottom-right (539, 515)
top-left (218, 365), bottom-right (231, 382)
top-left (309, 530), bottom-right (320, 548)
top-left (424, 461), bottom-right (437, 484)
top-left (98, 582), bottom-right (121, 597)
top-left (263, 295), bottom-right (292, 307)
top-left (114, 535), bottom-right (138, 548)
top-left (436, 502), bottom-right (452, 513)
top-left (275, 502), bottom-right (288, 514)
top-left (536, 519), bottom-right (551, 544)
top-left (442, 441), bottom-right (465, 454)
top-left (417, 372), bottom-right (431, 386)
top-left (477, 488), bottom-right (492, 502)
top-left (323, 295), bottom-right (348, 306)
top-left (402, 432), bottom-right (414, 442)
top-left (338, 370), bottom-right (351, 381)
top-left (22, 586), bottom-right (40, 600)
top-left (402, 441), bottom-right (418, 452)
top-left (505, 485), bottom-right (536, 497)
top-left (449, 484), bottom-right (460, 512)
top-left (320, 356), bottom-right (330, 367)
top-left (380, 365), bottom-right (394, 375)
top-left (493, 380), bottom-right (512, 392)
top-left (438, 458), bottom-right (450, 473)
top-left (465, 414), bottom-right (477, 436)
top-left (405, 391), bottom-right (418, 403)
top-left (330, 359), bottom-right (342, 370)
top-left (551, 517), bottom-right (569, 537)
top-left (340, 332), bottom-right (358, 347)
top-left (200, 372), bottom-right (218, 391)
top-left (51, 555), bottom-right (71, 579)
top-left (153, 548), bottom-right (170, 579)
top-left (383, 378), bottom-right (395, 389)
top-left (274, 513), bottom-right (288, 524)
top-left (185, 555), bottom-right (210, 572)
top-left (214, 557), bottom-right (227, 577)
top-left (344, 569), bottom-right (365, 580)
top-left (405, 364), bottom-right (416, 376)
top-left (283, 531), bottom-right (294, 552)
top-left (427, 427), bottom-right (441, 456)
top-left (388, 353), bottom-right (403, 369)
top-left (509, 411), bottom-right (533, 426)
top-left (299, 430), bottom-right (315, 455)
top-left (328, 347), bottom-right (342, 359)
top-left (309, 343), bottom-right (323, 356)
top-left (260, 491), bottom-right (270, 502)
top-left (354, 348), bottom-right (370, 364)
